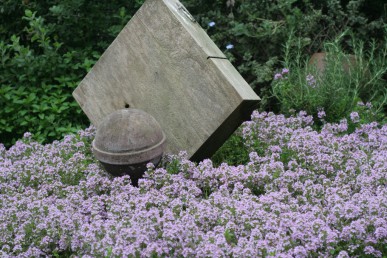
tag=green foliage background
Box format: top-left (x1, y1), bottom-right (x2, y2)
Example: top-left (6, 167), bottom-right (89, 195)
top-left (0, 0), bottom-right (386, 148)
top-left (0, 0), bottom-right (143, 146)
top-left (272, 31), bottom-right (387, 123)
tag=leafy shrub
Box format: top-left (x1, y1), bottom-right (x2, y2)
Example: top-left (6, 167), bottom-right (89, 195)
top-left (0, 10), bottom-right (93, 147)
top-left (182, 0), bottom-right (386, 109)
top-left (272, 32), bottom-right (387, 123)
top-left (1, 111), bottom-right (386, 257)
top-left (0, 0), bottom-right (143, 53)
top-left (0, 1), bottom-right (142, 147)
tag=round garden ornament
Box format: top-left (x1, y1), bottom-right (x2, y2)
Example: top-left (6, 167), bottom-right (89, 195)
top-left (92, 108), bottom-right (166, 186)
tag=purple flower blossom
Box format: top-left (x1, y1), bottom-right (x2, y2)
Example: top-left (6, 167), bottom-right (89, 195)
top-left (317, 108), bottom-right (326, 119)
top-left (374, 227), bottom-right (387, 240)
top-left (306, 74), bottom-right (316, 87)
top-left (338, 119), bottom-right (348, 132)
top-left (274, 73), bottom-right (282, 80)
top-left (226, 44), bottom-right (234, 50)
top-left (350, 112), bottom-right (360, 123)
top-left (208, 21), bottom-right (215, 27)
top-left (364, 246), bottom-right (382, 257)
top-left (23, 132), bottom-right (32, 138)
top-left (1, 112), bottom-right (386, 257)
top-left (337, 250), bottom-right (350, 258)
top-left (274, 68), bottom-right (289, 81)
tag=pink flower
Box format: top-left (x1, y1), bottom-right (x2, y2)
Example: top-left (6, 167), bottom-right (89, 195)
top-left (350, 112), bottom-right (360, 123)
top-left (306, 74), bottom-right (316, 87)
top-left (274, 73), bottom-right (283, 80)
top-left (317, 108), bottom-right (326, 119)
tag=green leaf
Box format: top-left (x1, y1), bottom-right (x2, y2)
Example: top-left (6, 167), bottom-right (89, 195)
top-left (26, 93), bottom-right (36, 102)
top-left (5, 126), bottom-right (13, 132)
top-left (19, 110), bottom-right (28, 116)
top-left (4, 93), bottom-right (12, 101)
top-left (10, 35), bottom-right (19, 43)
top-left (4, 106), bottom-right (13, 113)
top-left (224, 228), bottom-right (238, 245)
top-left (24, 9), bottom-right (33, 18)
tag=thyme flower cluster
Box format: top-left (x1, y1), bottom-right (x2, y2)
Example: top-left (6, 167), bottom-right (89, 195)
top-left (1, 112), bottom-right (386, 257)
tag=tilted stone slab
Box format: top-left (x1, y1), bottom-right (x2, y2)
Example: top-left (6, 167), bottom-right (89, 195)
top-left (73, 0), bottom-right (260, 161)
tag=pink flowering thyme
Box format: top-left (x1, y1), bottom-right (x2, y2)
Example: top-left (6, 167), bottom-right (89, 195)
top-left (273, 68), bottom-right (289, 80)
top-left (0, 113), bottom-right (386, 257)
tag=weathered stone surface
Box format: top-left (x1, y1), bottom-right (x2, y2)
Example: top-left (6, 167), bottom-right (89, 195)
top-left (73, 0), bottom-right (260, 161)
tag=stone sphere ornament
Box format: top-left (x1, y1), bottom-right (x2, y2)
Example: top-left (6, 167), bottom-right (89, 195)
top-left (92, 108), bottom-right (166, 186)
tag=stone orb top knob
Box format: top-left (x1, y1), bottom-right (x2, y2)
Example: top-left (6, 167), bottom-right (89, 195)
top-left (92, 108), bottom-right (166, 166)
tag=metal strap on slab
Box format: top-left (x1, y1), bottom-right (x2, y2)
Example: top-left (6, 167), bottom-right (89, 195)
top-left (176, 2), bottom-right (196, 23)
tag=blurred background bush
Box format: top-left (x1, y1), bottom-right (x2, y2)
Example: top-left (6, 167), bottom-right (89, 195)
top-left (1, 0), bottom-right (386, 148)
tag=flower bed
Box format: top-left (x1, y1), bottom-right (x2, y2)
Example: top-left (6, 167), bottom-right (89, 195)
top-left (1, 111), bottom-right (386, 257)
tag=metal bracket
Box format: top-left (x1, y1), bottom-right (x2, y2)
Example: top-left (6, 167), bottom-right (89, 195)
top-left (207, 56), bottom-right (228, 60)
top-left (176, 3), bottom-right (196, 23)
